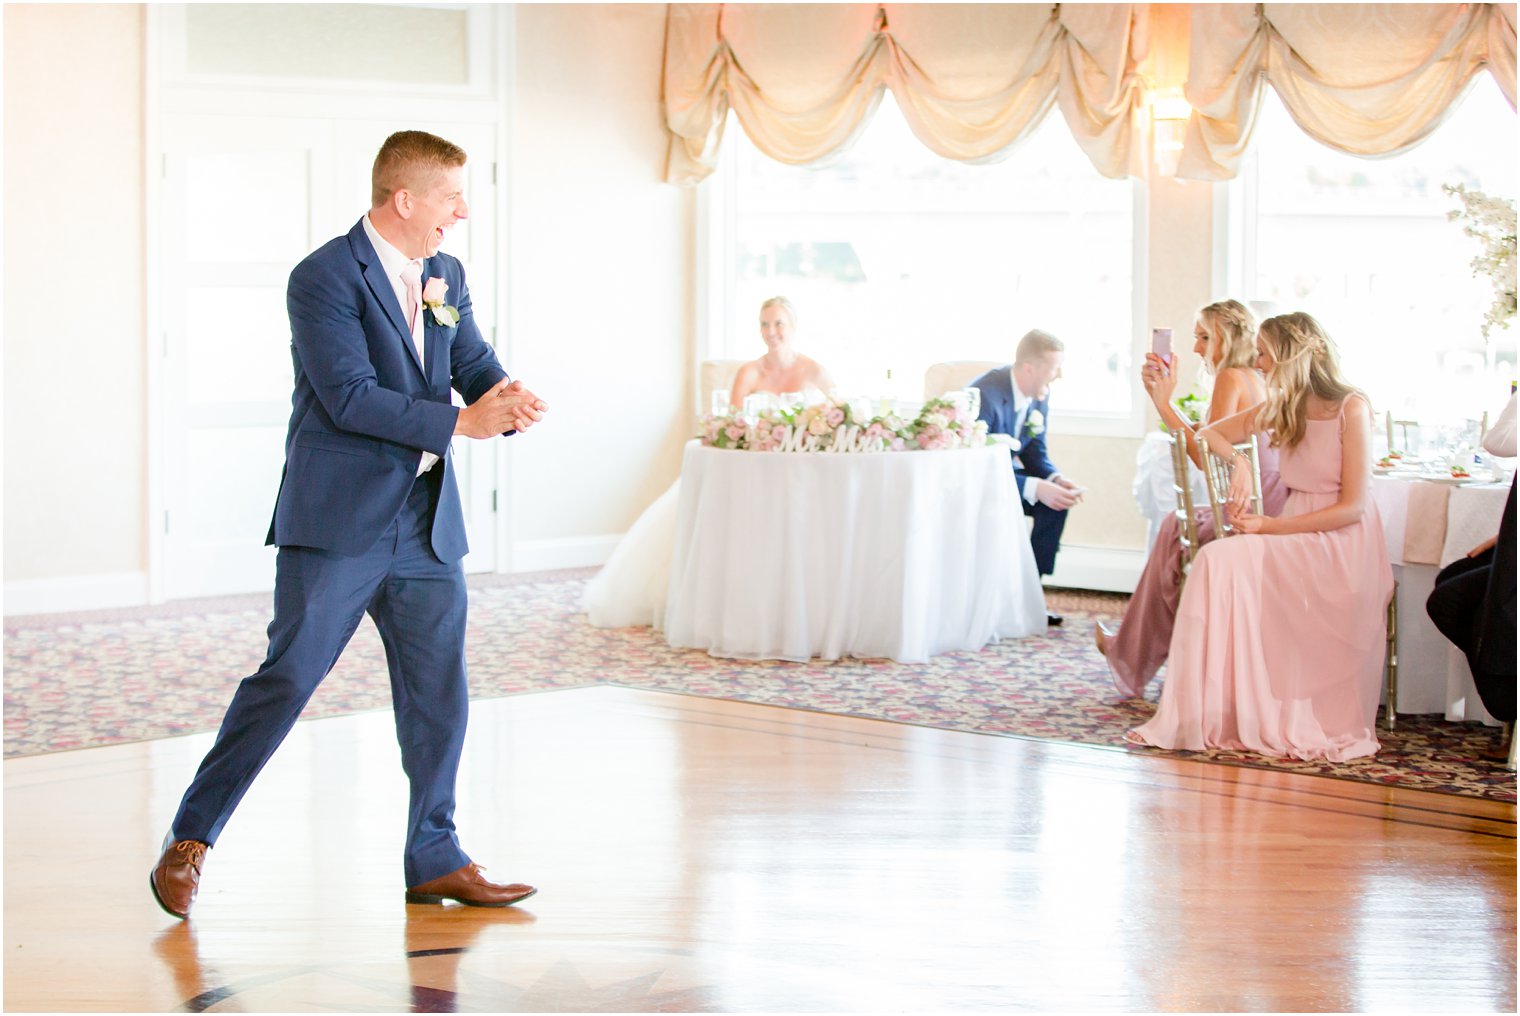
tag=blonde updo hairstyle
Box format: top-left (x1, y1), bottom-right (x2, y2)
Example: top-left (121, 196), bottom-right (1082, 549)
top-left (759, 295), bottom-right (798, 328)
top-left (1256, 312), bottom-right (1364, 449)
top-left (1197, 299), bottom-right (1258, 373)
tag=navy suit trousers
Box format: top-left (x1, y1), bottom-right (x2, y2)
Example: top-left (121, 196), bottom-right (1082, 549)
top-left (1027, 499), bottom-right (1068, 578)
top-left (171, 469), bottom-right (472, 887)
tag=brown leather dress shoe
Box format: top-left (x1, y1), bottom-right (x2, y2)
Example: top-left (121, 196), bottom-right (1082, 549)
top-left (150, 837), bottom-right (208, 920)
top-left (406, 863), bottom-right (537, 907)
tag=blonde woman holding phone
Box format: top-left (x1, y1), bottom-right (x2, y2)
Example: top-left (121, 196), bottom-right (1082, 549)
top-left (1097, 299), bottom-right (1286, 697)
top-left (1128, 312), bottom-right (1393, 761)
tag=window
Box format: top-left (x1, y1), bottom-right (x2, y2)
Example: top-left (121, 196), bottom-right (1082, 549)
top-left (1231, 80), bottom-right (1517, 427)
top-left (710, 93), bottom-right (1141, 430)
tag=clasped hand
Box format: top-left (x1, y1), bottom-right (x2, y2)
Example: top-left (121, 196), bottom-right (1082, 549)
top-left (455, 378), bottom-right (548, 439)
top-left (1224, 466), bottom-right (1265, 533)
top-left (1036, 476), bottom-right (1084, 510)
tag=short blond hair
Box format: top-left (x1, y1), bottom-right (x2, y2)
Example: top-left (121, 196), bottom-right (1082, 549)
top-left (371, 130), bottom-right (467, 209)
top-left (1014, 329), bottom-right (1063, 366)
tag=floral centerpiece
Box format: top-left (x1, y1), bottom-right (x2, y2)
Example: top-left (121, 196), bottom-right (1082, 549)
top-left (1445, 184), bottom-right (1517, 337)
top-left (700, 396), bottom-right (989, 453)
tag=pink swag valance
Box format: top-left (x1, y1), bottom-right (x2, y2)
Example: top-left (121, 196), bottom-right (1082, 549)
top-left (663, 3), bottom-right (1148, 184)
top-left (662, 3), bottom-right (1518, 185)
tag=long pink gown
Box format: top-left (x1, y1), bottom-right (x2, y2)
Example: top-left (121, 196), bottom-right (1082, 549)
top-left (1129, 407), bottom-right (1393, 761)
top-left (1107, 441), bottom-right (1287, 698)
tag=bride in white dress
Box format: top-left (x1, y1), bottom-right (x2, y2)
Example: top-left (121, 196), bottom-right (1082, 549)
top-left (583, 297), bottom-right (834, 629)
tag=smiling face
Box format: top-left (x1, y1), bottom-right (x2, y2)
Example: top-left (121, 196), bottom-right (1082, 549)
top-left (1194, 315), bottom-right (1216, 365)
top-left (399, 164), bottom-right (469, 259)
top-left (1014, 351), bottom-right (1063, 399)
top-left (758, 304), bottom-right (795, 351)
top-left (1254, 333), bottom-right (1277, 376)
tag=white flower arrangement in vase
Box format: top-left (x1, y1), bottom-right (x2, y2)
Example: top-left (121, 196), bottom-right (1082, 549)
top-left (1445, 184), bottom-right (1517, 338)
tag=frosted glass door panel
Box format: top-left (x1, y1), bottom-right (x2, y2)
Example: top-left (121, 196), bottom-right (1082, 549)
top-left (185, 150), bottom-right (312, 264)
top-left (186, 286), bottom-right (293, 403)
top-left (164, 116), bottom-right (333, 598)
top-left (184, 5), bottom-right (469, 85)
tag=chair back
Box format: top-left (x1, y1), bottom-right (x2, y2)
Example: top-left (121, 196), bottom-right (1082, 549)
top-left (923, 360), bottom-right (1001, 400)
top-left (1169, 428), bottom-right (1202, 581)
top-left (1385, 410), bottom-right (1420, 456)
top-left (1202, 434), bottom-right (1264, 537)
top-left (700, 359), bottom-right (745, 414)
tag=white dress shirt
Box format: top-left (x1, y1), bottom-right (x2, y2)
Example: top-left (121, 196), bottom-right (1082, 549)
top-left (362, 214), bottom-right (439, 476)
top-left (1009, 384), bottom-right (1059, 504)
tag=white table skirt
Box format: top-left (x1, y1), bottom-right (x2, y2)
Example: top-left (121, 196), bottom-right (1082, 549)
top-left (1370, 476), bottom-right (1511, 723)
top-left (663, 442), bottom-right (1047, 663)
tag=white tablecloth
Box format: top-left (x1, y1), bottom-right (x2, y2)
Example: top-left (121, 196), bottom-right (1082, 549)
top-left (663, 442), bottom-right (1047, 662)
top-left (1133, 431), bottom-right (1208, 553)
top-left (1370, 475), bottom-right (1511, 723)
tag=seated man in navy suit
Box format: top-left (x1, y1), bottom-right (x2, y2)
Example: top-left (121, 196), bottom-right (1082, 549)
top-left (972, 329), bottom-right (1084, 625)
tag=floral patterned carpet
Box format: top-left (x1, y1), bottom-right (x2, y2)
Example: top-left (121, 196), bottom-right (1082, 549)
top-left (4, 570), bottom-right (1514, 802)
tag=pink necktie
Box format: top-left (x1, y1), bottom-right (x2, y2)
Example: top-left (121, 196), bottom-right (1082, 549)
top-left (400, 260), bottom-right (423, 334)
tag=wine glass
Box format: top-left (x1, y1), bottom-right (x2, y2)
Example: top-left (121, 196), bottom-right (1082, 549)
top-left (960, 386), bottom-right (981, 423)
top-left (710, 389), bottom-right (731, 417)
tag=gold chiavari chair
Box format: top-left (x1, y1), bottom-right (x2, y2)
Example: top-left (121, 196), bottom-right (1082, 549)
top-left (1384, 590), bottom-right (1400, 731)
top-left (1201, 434), bottom-right (1264, 537)
top-left (1168, 428), bottom-right (1203, 587)
top-left (1385, 411), bottom-right (1420, 456)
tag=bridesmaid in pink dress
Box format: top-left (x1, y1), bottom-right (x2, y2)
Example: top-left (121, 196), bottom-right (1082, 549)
top-left (1095, 300), bottom-right (1288, 697)
top-left (1129, 312), bottom-right (1393, 761)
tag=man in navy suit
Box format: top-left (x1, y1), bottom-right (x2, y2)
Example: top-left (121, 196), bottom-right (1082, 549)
top-left (972, 329), bottom-right (1084, 625)
top-left (151, 132), bottom-right (545, 919)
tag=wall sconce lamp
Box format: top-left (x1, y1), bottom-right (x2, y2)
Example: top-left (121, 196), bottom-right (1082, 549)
top-left (1149, 86), bottom-right (1192, 177)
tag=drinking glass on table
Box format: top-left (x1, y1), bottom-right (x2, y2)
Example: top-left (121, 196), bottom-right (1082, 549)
top-left (960, 386), bottom-right (981, 423)
top-left (711, 389), bottom-right (731, 417)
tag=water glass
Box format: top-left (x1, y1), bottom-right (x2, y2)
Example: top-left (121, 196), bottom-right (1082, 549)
top-left (960, 386), bottom-right (981, 423)
top-left (711, 389), bottom-right (731, 417)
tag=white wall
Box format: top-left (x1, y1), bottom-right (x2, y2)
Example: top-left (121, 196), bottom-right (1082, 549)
top-left (505, 4), bottom-right (694, 562)
top-left (0, 2), bottom-right (1214, 610)
top-left (3, 4), bottom-right (149, 610)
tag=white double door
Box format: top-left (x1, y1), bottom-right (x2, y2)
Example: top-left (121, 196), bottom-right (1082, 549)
top-left (160, 115), bottom-right (499, 598)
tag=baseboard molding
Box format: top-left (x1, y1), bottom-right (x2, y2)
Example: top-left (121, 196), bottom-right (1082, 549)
top-left (508, 535), bottom-right (622, 573)
top-left (1046, 545), bottom-right (1145, 594)
top-left (0, 543), bottom-right (1136, 615)
top-left (4, 572), bottom-right (151, 616)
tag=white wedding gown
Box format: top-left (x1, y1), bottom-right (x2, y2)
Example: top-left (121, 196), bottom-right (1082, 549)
top-left (583, 387), bottom-right (829, 629)
top-left (582, 481), bottom-right (681, 629)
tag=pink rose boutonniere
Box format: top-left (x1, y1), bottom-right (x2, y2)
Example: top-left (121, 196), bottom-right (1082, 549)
top-left (422, 277), bottom-right (460, 327)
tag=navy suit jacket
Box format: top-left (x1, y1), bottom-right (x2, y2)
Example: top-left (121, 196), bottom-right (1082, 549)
top-left (265, 219), bottom-right (507, 562)
top-left (971, 366), bottom-right (1057, 493)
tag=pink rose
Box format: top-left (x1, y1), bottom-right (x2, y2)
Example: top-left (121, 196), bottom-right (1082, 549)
top-left (890, 437), bottom-right (906, 451)
top-left (826, 407), bottom-right (845, 427)
top-left (725, 424), bottom-right (745, 442)
top-left (422, 277), bottom-right (449, 304)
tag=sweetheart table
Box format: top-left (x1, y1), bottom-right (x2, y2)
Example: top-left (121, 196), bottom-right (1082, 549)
top-left (662, 441), bottom-right (1047, 662)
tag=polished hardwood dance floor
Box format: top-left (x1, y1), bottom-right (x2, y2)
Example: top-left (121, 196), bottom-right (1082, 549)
top-left (4, 686), bottom-right (1514, 1011)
